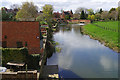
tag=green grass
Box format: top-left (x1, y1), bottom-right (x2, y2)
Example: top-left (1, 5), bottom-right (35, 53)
top-left (93, 21), bottom-right (118, 30)
top-left (83, 21), bottom-right (118, 51)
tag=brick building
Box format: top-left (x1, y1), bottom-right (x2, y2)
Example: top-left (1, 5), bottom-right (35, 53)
top-left (1, 21), bottom-right (43, 54)
top-left (53, 12), bottom-right (61, 18)
top-left (60, 10), bottom-right (73, 19)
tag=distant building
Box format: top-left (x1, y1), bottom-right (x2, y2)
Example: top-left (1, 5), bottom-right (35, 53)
top-left (60, 10), bottom-right (73, 19)
top-left (1, 7), bottom-right (18, 16)
top-left (53, 12), bottom-right (61, 18)
top-left (1, 21), bottom-right (43, 54)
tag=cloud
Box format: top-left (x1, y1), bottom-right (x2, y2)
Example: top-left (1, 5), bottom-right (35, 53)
top-left (1, 0), bottom-right (119, 12)
top-left (100, 56), bottom-right (118, 71)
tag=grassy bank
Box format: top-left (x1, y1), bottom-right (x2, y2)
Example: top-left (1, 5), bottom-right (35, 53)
top-left (82, 21), bottom-right (119, 52)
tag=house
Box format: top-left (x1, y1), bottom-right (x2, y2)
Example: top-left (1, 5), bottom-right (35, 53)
top-left (60, 10), bottom-right (73, 19)
top-left (53, 12), bottom-right (61, 18)
top-left (1, 7), bottom-right (18, 16)
top-left (1, 21), bottom-right (43, 54)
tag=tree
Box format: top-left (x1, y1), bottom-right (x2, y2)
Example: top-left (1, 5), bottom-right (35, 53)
top-left (42, 4), bottom-right (54, 41)
top-left (54, 12), bottom-right (60, 18)
top-left (118, 7), bottom-right (120, 20)
top-left (99, 8), bottom-right (103, 14)
top-left (91, 15), bottom-right (95, 21)
top-left (10, 4), bottom-right (19, 10)
top-left (65, 15), bottom-right (70, 20)
top-left (0, 10), bottom-right (1, 21)
top-left (1, 7), bottom-right (13, 21)
top-left (16, 2), bottom-right (38, 21)
top-left (88, 15), bottom-right (91, 20)
top-left (75, 7), bottom-right (87, 19)
top-left (88, 15), bottom-right (95, 21)
top-left (36, 14), bottom-right (45, 22)
top-left (75, 7), bottom-right (87, 14)
top-left (73, 13), bottom-right (80, 19)
top-left (109, 8), bottom-right (116, 13)
top-left (95, 13), bottom-right (101, 21)
top-left (87, 9), bottom-right (94, 15)
top-left (101, 11), bottom-right (109, 20)
top-left (80, 10), bottom-right (86, 19)
top-left (42, 4), bottom-right (53, 23)
top-left (109, 11), bottom-right (118, 20)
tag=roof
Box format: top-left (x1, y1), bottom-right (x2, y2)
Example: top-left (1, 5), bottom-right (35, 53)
top-left (64, 12), bottom-right (70, 15)
top-left (7, 62), bottom-right (25, 67)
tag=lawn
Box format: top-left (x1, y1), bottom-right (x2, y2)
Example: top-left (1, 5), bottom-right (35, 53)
top-left (83, 21), bottom-right (119, 52)
top-left (93, 21), bottom-right (118, 30)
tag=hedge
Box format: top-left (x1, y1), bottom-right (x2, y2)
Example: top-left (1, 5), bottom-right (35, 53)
top-left (1, 47), bottom-right (40, 69)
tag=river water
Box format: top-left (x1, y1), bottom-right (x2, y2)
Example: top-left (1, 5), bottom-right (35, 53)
top-left (47, 24), bottom-right (118, 78)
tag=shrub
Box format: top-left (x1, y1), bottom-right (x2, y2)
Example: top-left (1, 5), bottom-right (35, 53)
top-left (1, 47), bottom-right (40, 69)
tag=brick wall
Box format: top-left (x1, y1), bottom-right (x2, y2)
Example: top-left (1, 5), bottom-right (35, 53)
top-left (68, 20), bottom-right (91, 23)
top-left (2, 21), bottom-right (41, 54)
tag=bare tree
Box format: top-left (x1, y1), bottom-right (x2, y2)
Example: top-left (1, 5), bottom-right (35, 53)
top-left (75, 7), bottom-right (88, 19)
top-left (75, 7), bottom-right (87, 14)
top-left (10, 4), bottom-right (19, 10)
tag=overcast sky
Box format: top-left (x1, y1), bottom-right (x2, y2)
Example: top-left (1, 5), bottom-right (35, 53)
top-left (0, 0), bottom-right (119, 13)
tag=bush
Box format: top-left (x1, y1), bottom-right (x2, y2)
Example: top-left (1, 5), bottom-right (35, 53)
top-left (40, 21), bottom-right (48, 25)
top-left (1, 47), bottom-right (40, 69)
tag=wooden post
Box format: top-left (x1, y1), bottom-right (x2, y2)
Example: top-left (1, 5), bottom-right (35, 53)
top-left (26, 64), bottom-right (27, 79)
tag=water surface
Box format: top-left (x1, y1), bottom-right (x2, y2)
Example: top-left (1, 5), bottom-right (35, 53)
top-left (47, 24), bottom-right (118, 78)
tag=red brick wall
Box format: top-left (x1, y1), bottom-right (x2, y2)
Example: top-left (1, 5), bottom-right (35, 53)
top-left (68, 20), bottom-right (91, 23)
top-left (2, 21), bottom-right (41, 54)
top-left (79, 20), bottom-right (91, 23)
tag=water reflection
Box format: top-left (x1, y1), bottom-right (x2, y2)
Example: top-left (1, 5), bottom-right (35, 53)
top-left (47, 24), bottom-right (118, 78)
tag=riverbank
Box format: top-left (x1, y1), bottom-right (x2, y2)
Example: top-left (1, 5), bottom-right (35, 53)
top-left (39, 22), bottom-right (60, 79)
top-left (81, 21), bottom-right (119, 53)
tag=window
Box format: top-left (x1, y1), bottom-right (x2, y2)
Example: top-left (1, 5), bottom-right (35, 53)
top-left (25, 42), bottom-right (28, 47)
top-left (0, 41), bottom-right (1, 47)
top-left (4, 35), bottom-right (7, 39)
top-left (16, 42), bottom-right (23, 48)
top-left (2, 41), bottom-right (7, 48)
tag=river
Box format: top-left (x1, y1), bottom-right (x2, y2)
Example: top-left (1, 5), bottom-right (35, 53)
top-left (47, 24), bottom-right (118, 78)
